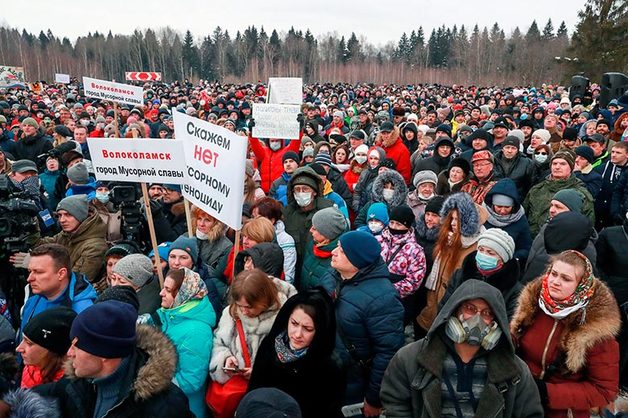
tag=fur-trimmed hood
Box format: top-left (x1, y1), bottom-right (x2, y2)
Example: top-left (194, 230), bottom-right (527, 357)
top-left (371, 170), bottom-right (408, 206)
top-left (64, 325), bottom-right (178, 402)
top-left (440, 192), bottom-right (482, 237)
top-left (378, 125), bottom-right (401, 148)
top-left (510, 277), bottom-right (621, 374)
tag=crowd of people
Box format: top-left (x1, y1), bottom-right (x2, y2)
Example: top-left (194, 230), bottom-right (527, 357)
top-left (0, 78), bottom-right (626, 417)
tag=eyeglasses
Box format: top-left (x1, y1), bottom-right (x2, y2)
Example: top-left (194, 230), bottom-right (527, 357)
top-left (460, 302), bottom-right (494, 322)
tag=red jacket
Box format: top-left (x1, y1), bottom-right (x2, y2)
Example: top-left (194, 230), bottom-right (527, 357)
top-left (21, 364), bottom-right (64, 388)
top-left (511, 278), bottom-right (620, 418)
top-left (343, 161), bottom-right (366, 192)
top-left (382, 137), bottom-right (411, 185)
top-left (249, 134), bottom-right (301, 193)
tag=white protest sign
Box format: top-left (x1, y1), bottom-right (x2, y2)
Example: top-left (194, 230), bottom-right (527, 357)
top-left (268, 77), bottom-right (302, 104)
top-left (82, 76), bottom-right (144, 107)
top-left (173, 111), bottom-right (247, 230)
top-left (252, 103), bottom-right (301, 139)
top-left (87, 138), bottom-right (186, 184)
top-left (55, 73), bottom-right (70, 84)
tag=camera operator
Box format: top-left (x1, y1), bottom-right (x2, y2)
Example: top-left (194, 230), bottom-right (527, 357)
top-left (8, 160), bottom-right (46, 212)
top-left (150, 184), bottom-right (188, 243)
top-left (10, 194), bottom-right (108, 285)
top-left (92, 181), bottom-right (122, 243)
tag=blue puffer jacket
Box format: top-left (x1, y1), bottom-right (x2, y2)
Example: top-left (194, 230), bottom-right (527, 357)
top-left (483, 178), bottom-right (533, 263)
top-left (330, 259), bottom-right (404, 408)
top-left (269, 172), bottom-right (291, 206)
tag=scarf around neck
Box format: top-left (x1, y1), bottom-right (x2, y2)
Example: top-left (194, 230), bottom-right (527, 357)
top-left (483, 203), bottom-right (525, 227)
top-left (275, 331), bottom-right (308, 363)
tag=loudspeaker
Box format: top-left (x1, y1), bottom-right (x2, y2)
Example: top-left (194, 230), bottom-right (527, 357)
top-left (599, 72), bottom-right (628, 108)
top-left (569, 75), bottom-right (589, 102)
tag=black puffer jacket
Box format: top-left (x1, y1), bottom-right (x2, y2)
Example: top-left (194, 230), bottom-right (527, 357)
top-left (494, 150), bottom-right (536, 199)
top-left (595, 222), bottom-right (628, 307)
top-left (12, 130), bottom-right (53, 168)
top-left (234, 242), bottom-right (284, 278)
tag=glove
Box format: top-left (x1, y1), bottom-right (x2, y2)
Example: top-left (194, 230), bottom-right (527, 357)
top-left (10, 252), bottom-right (31, 269)
top-left (296, 113), bottom-right (305, 129)
top-left (534, 378), bottom-right (548, 405)
top-left (248, 118), bottom-right (256, 129)
top-left (149, 199), bottom-right (163, 216)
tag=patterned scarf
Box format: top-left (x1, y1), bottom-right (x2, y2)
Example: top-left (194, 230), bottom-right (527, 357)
top-left (172, 268), bottom-right (208, 308)
top-left (538, 251), bottom-right (595, 320)
top-left (274, 331), bottom-right (308, 364)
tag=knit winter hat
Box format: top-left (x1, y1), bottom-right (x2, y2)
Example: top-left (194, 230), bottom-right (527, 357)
top-left (575, 145), bottom-right (595, 164)
top-left (302, 148), bottom-right (315, 158)
top-left (67, 162), bottom-right (89, 185)
top-left (367, 202), bottom-right (389, 225)
top-left (148, 241), bottom-right (172, 261)
top-left (96, 285), bottom-right (140, 312)
top-left (105, 241), bottom-right (141, 259)
top-left (502, 136), bottom-right (520, 149)
top-left (413, 170), bottom-right (438, 189)
top-left (354, 144), bottom-right (369, 155)
top-left (169, 235), bottom-right (199, 263)
top-left (532, 129), bottom-right (551, 143)
top-left (21, 117), bottom-right (39, 129)
top-left (552, 189), bottom-right (584, 213)
top-left (314, 152), bottom-right (332, 167)
top-left (562, 127), bottom-right (578, 141)
top-left (282, 151), bottom-right (299, 164)
top-left (477, 228), bottom-right (515, 262)
top-left (301, 136), bottom-right (315, 147)
top-left (57, 194), bottom-right (89, 222)
top-left (338, 231), bottom-right (381, 269)
top-left (23, 307), bottom-right (76, 355)
top-left (312, 207), bottom-right (347, 240)
top-left (236, 388), bottom-right (302, 418)
top-left (551, 150), bottom-right (575, 171)
top-left (70, 300), bottom-right (137, 359)
top-left (491, 194), bottom-right (515, 207)
top-left (449, 157), bottom-right (471, 176)
top-left (389, 205), bottom-right (415, 229)
top-left (425, 196), bottom-right (446, 215)
top-left (112, 254), bottom-right (154, 288)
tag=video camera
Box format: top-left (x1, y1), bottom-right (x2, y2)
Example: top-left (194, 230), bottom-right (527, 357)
top-left (109, 185), bottom-right (144, 246)
top-left (0, 175), bottom-right (40, 258)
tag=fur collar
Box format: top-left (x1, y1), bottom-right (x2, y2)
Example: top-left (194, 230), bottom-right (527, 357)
top-left (64, 325), bottom-right (178, 401)
top-left (170, 201), bottom-right (186, 217)
top-left (510, 277), bottom-right (621, 373)
top-left (381, 126), bottom-right (401, 148)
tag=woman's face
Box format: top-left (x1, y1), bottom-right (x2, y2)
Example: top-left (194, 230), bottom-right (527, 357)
top-left (110, 272), bottom-right (137, 290)
top-left (46, 158), bottom-right (59, 171)
top-left (16, 336), bottom-right (50, 366)
top-left (368, 153), bottom-right (380, 168)
top-left (318, 146), bottom-right (330, 155)
top-left (585, 122), bottom-right (597, 136)
top-left (106, 256), bottom-right (122, 281)
top-left (530, 135), bottom-right (543, 148)
top-left (334, 148), bottom-right (347, 164)
top-left (168, 249), bottom-right (193, 270)
top-left (288, 308), bottom-right (316, 350)
top-left (449, 210), bottom-right (459, 233)
top-left (242, 234), bottom-right (258, 250)
top-left (547, 260), bottom-right (582, 301)
top-left (196, 215), bottom-right (215, 234)
top-left (236, 296), bottom-right (265, 318)
top-left (449, 167), bottom-right (465, 183)
top-left (159, 277), bottom-right (177, 308)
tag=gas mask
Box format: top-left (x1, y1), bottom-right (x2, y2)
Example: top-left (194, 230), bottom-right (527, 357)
top-left (445, 313), bottom-right (502, 351)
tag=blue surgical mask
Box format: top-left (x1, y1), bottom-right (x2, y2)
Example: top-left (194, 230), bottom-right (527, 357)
top-left (475, 251), bottom-right (499, 271)
top-left (95, 192), bottom-right (110, 204)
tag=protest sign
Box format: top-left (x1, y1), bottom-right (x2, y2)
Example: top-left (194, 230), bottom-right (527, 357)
top-left (252, 103), bottom-right (301, 139)
top-left (173, 111), bottom-right (247, 230)
top-left (0, 66), bottom-right (26, 88)
top-left (83, 76), bottom-right (144, 107)
top-left (87, 138), bottom-right (186, 184)
top-left (55, 73), bottom-right (70, 84)
top-left (268, 77), bottom-right (302, 104)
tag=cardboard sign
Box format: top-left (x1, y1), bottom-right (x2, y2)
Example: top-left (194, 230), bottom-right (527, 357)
top-left (268, 77), bottom-right (302, 104)
top-left (252, 103), bottom-right (301, 139)
top-left (173, 111), bottom-right (247, 230)
top-left (55, 73), bottom-right (71, 84)
top-left (83, 76), bottom-right (144, 107)
top-left (0, 66), bottom-right (26, 88)
top-left (87, 138), bottom-right (186, 184)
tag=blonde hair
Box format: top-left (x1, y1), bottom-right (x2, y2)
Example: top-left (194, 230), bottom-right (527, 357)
top-left (242, 217), bottom-right (275, 244)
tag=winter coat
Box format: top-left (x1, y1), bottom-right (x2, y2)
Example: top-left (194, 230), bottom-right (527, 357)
top-left (495, 150), bottom-right (536, 199)
top-left (249, 136), bottom-right (301, 193)
top-left (460, 172), bottom-right (499, 204)
top-left (574, 166), bottom-right (603, 198)
top-left (209, 277), bottom-right (297, 384)
top-left (327, 166), bottom-right (353, 208)
top-left (435, 169), bottom-right (469, 196)
top-left (65, 179), bottom-right (97, 201)
top-left (248, 291), bottom-right (345, 418)
top-left (330, 259), bottom-right (404, 407)
top-left (269, 172), bottom-right (291, 206)
top-left (595, 223), bottom-right (628, 306)
top-left (611, 168), bottom-right (628, 223)
top-left (322, 180), bottom-right (350, 220)
top-left (401, 123), bottom-right (420, 156)
top-left (522, 214), bottom-right (598, 284)
top-left (12, 131), bottom-right (53, 168)
top-left (343, 160), bottom-right (367, 193)
top-left (405, 190), bottom-right (431, 220)
top-left (153, 199), bottom-right (188, 243)
top-left (522, 175), bottom-right (595, 236)
top-left (352, 166), bottom-right (379, 213)
top-left (19, 272), bottom-right (96, 336)
top-left (282, 167), bottom-right (334, 282)
top-left (484, 179), bottom-right (533, 262)
top-left (30, 325), bottom-right (194, 418)
top-left (300, 236), bottom-right (339, 294)
top-left (136, 277), bottom-right (161, 316)
top-left (355, 170), bottom-right (408, 227)
top-left (39, 211), bottom-right (107, 285)
top-left (376, 228), bottom-right (426, 298)
top-left (234, 242), bottom-right (285, 279)
top-left (440, 252), bottom-right (523, 319)
top-left (156, 295), bottom-right (216, 418)
top-left (414, 213), bottom-right (440, 276)
top-left (412, 153), bottom-right (452, 179)
top-left (595, 160), bottom-right (627, 228)
top-left (196, 225), bottom-right (233, 279)
top-left (39, 169), bottom-right (61, 212)
top-left (274, 220), bottom-right (297, 284)
top-left (380, 129), bottom-right (412, 184)
top-left (511, 277), bottom-right (621, 418)
top-left (381, 279), bottom-right (543, 418)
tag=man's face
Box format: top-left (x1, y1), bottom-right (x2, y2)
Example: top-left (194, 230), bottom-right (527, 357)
top-left (149, 185), bottom-right (164, 199)
top-left (11, 170), bottom-right (35, 183)
top-left (427, 113), bottom-right (436, 124)
top-left (502, 145), bottom-right (518, 159)
top-left (520, 126), bottom-right (532, 138)
top-left (68, 342), bottom-right (105, 378)
top-left (458, 298), bottom-right (494, 326)
top-left (162, 189), bottom-right (181, 204)
top-left (611, 147), bottom-right (628, 165)
top-left (424, 212), bottom-right (441, 229)
top-left (22, 123), bottom-right (37, 137)
top-left (587, 141), bottom-right (605, 157)
top-left (74, 127), bottom-right (88, 144)
top-left (472, 160), bottom-right (493, 181)
top-left (492, 126), bottom-right (508, 139)
top-left (283, 159), bottom-right (298, 174)
top-left (437, 145), bottom-right (452, 158)
top-left (331, 242), bottom-right (357, 277)
top-left (470, 109), bottom-right (481, 119)
top-left (551, 158), bottom-right (572, 179)
top-left (549, 199), bottom-right (569, 218)
top-left (596, 124), bottom-right (610, 135)
top-left (544, 117), bottom-right (557, 130)
top-left (27, 255), bottom-right (67, 298)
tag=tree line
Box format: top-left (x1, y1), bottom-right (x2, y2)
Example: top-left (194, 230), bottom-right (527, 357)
top-left (0, 0), bottom-right (625, 86)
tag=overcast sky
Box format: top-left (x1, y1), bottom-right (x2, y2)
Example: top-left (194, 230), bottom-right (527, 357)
top-left (1, 0), bottom-right (586, 47)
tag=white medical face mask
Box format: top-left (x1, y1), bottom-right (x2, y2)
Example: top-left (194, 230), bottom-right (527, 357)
top-left (269, 141), bottom-right (281, 151)
top-left (294, 192), bottom-right (313, 207)
top-left (534, 154), bottom-right (548, 164)
top-left (382, 189), bottom-right (394, 202)
top-left (354, 155), bottom-right (367, 164)
top-left (368, 221), bottom-right (384, 234)
top-left (196, 229), bottom-right (208, 240)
